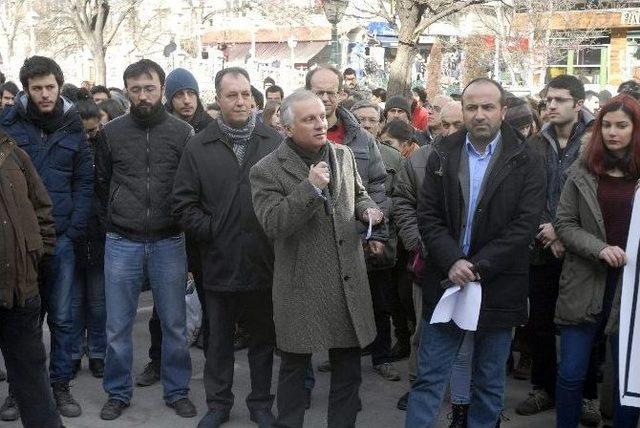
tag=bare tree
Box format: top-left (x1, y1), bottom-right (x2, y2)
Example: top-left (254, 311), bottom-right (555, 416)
top-left (350, 0), bottom-right (490, 97)
top-left (0, 0), bottom-right (30, 76)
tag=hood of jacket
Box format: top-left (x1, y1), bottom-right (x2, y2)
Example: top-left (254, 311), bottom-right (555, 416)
top-left (1, 91), bottom-right (82, 134)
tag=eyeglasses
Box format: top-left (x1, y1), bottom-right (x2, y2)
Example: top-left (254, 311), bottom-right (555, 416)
top-left (128, 85), bottom-right (159, 95)
top-left (545, 96), bottom-right (574, 105)
top-left (314, 90), bottom-right (338, 99)
top-left (357, 117), bottom-right (379, 124)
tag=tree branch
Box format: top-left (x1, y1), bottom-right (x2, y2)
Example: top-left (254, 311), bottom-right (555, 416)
top-left (413, 0), bottom-right (489, 39)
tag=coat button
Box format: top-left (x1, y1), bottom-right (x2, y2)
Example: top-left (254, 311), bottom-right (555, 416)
top-left (343, 275), bottom-right (350, 281)
top-left (338, 239), bottom-right (344, 246)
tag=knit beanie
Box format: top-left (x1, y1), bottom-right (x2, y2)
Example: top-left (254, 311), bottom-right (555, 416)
top-left (164, 68), bottom-right (199, 102)
top-left (384, 95), bottom-right (412, 119)
top-left (505, 97), bottom-right (533, 129)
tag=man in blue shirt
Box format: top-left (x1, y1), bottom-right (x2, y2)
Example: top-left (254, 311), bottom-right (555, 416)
top-left (406, 78), bottom-right (546, 427)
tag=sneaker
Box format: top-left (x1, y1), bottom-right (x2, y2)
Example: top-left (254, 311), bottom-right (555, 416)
top-left (167, 398), bottom-right (197, 418)
top-left (447, 403), bottom-right (469, 428)
top-left (100, 398), bottom-right (129, 420)
top-left (580, 398), bottom-right (602, 427)
top-left (136, 361), bottom-right (160, 387)
top-left (513, 353), bottom-right (532, 380)
top-left (373, 363), bottom-right (401, 381)
top-left (317, 360), bottom-right (332, 372)
top-left (0, 393), bottom-right (19, 421)
top-left (89, 358), bottom-right (104, 378)
top-left (52, 381), bottom-right (82, 417)
top-left (515, 389), bottom-right (554, 415)
top-left (397, 391), bottom-right (409, 411)
top-left (390, 341), bottom-right (411, 362)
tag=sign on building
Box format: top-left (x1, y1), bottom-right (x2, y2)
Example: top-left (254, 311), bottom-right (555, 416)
top-left (622, 10), bottom-right (640, 26)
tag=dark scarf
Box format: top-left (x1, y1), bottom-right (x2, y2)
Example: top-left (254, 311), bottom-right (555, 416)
top-left (26, 97), bottom-right (65, 134)
top-left (286, 138), bottom-right (328, 168)
top-left (217, 113), bottom-right (256, 166)
top-left (130, 101), bottom-right (167, 127)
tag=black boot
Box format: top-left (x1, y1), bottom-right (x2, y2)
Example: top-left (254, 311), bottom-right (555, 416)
top-left (448, 404), bottom-right (469, 428)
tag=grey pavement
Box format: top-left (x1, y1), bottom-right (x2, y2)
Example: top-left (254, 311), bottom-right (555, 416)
top-left (0, 292), bottom-right (571, 427)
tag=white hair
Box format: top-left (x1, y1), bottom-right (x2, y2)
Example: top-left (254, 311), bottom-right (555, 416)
top-left (279, 89), bottom-right (322, 127)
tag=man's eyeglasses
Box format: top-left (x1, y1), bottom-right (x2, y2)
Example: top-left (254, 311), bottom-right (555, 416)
top-left (128, 85), bottom-right (159, 95)
top-left (314, 90), bottom-right (338, 99)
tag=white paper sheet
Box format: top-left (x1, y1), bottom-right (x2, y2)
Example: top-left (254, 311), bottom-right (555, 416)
top-left (619, 187), bottom-right (640, 408)
top-left (430, 281), bottom-right (482, 331)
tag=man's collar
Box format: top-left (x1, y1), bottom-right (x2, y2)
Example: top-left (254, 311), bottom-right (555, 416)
top-left (465, 130), bottom-right (501, 157)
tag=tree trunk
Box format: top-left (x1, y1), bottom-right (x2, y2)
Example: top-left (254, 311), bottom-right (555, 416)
top-left (387, 42), bottom-right (415, 99)
top-left (93, 48), bottom-right (107, 85)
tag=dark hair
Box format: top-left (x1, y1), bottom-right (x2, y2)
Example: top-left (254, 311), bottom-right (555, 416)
top-left (305, 65), bottom-right (343, 91)
top-left (372, 87), bottom-right (387, 102)
top-left (61, 83), bottom-right (79, 102)
top-left (584, 94), bottom-right (640, 179)
top-left (462, 78), bottom-right (506, 106)
top-left (411, 87), bottom-right (428, 104)
top-left (98, 99), bottom-right (126, 121)
top-left (91, 85), bottom-right (111, 98)
top-left (108, 87), bottom-right (124, 94)
top-left (585, 90), bottom-right (598, 99)
top-left (262, 100), bottom-right (281, 129)
top-left (123, 59), bottom-right (165, 88)
top-left (617, 80), bottom-right (640, 101)
top-left (380, 119), bottom-right (416, 144)
top-left (265, 85), bottom-right (284, 100)
top-left (75, 97), bottom-right (102, 120)
top-left (214, 67), bottom-right (251, 94)
top-left (251, 85), bottom-right (264, 110)
top-left (1, 81), bottom-right (19, 96)
top-left (547, 74), bottom-right (585, 102)
top-left (343, 67), bottom-right (356, 77)
top-left (206, 102), bottom-right (220, 111)
top-left (19, 56), bottom-right (64, 89)
top-left (263, 76), bottom-right (275, 86)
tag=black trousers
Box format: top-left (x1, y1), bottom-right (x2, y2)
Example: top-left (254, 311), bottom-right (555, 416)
top-left (529, 261), bottom-right (599, 399)
top-left (148, 268), bottom-right (208, 362)
top-left (389, 248), bottom-right (414, 346)
top-left (274, 347), bottom-right (361, 428)
top-left (0, 296), bottom-right (62, 428)
top-left (204, 289), bottom-right (275, 412)
top-left (368, 269), bottom-right (393, 366)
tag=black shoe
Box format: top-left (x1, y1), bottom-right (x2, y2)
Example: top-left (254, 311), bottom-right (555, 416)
top-left (390, 341), bottom-right (411, 362)
top-left (448, 403), bottom-right (469, 428)
top-left (100, 398), bottom-right (129, 420)
top-left (89, 358), bottom-right (104, 378)
top-left (136, 361), bottom-right (160, 387)
top-left (0, 368), bottom-right (6, 382)
top-left (304, 389), bottom-right (311, 410)
top-left (71, 359), bottom-right (81, 378)
top-left (197, 409), bottom-right (230, 428)
top-left (397, 391), bottom-right (409, 411)
top-left (250, 408), bottom-right (274, 427)
top-left (0, 393), bottom-right (19, 421)
top-left (52, 381), bottom-right (82, 417)
top-left (167, 398), bottom-right (197, 418)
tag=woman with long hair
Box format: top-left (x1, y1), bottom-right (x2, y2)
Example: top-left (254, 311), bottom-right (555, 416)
top-left (554, 94), bottom-right (640, 428)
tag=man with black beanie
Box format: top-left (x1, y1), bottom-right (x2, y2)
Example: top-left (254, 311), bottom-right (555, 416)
top-left (164, 68), bottom-right (213, 133)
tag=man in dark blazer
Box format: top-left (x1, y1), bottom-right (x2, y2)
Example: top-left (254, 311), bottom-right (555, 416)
top-left (172, 67), bottom-right (281, 428)
top-left (405, 78), bottom-right (546, 427)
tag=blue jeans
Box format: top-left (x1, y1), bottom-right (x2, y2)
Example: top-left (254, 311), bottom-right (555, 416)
top-left (40, 234), bottom-right (76, 384)
top-left (71, 262), bottom-right (106, 359)
top-left (556, 325), bottom-right (640, 428)
top-left (450, 332), bottom-right (474, 405)
top-left (103, 233), bottom-right (191, 404)
top-left (406, 321), bottom-right (512, 428)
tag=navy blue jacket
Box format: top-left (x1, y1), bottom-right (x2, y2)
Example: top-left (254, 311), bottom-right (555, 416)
top-left (0, 93), bottom-right (93, 240)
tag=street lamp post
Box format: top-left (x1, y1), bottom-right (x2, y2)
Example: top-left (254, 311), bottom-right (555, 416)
top-left (322, 0), bottom-right (349, 68)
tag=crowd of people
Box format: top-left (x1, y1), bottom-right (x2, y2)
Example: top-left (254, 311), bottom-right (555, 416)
top-left (0, 55), bottom-right (639, 428)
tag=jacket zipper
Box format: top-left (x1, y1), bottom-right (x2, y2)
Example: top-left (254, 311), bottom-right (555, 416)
top-left (145, 129), bottom-right (150, 239)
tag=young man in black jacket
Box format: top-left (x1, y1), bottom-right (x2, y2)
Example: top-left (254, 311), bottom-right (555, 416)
top-left (406, 78), bottom-right (546, 427)
top-left (172, 67), bottom-right (281, 428)
top-left (94, 59), bottom-right (196, 421)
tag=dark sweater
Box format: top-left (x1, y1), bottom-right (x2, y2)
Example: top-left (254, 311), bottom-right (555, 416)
top-left (597, 175), bottom-right (636, 249)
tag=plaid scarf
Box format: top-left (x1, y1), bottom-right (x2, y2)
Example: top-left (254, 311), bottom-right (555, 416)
top-left (217, 113), bottom-right (256, 166)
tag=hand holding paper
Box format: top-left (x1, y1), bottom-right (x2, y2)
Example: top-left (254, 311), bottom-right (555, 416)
top-left (430, 281), bottom-right (482, 331)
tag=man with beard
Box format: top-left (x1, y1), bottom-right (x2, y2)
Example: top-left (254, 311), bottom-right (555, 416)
top-left (0, 56), bottom-right (93, 420)
top-left (95, 59), bottom-right (196, 420)
top-left (135, 67), bottom-right (213, 389)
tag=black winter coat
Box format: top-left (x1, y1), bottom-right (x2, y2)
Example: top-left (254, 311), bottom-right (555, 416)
top-left (417, 124), bottom-right (546, 328)
top-left (172, 120), bottom-right (280, 292)
top-left (95, 111), bottom-right (193, 242)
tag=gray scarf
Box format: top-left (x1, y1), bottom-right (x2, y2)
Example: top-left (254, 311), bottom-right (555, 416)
top-left (217, 113), bottom-right (256, 166)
